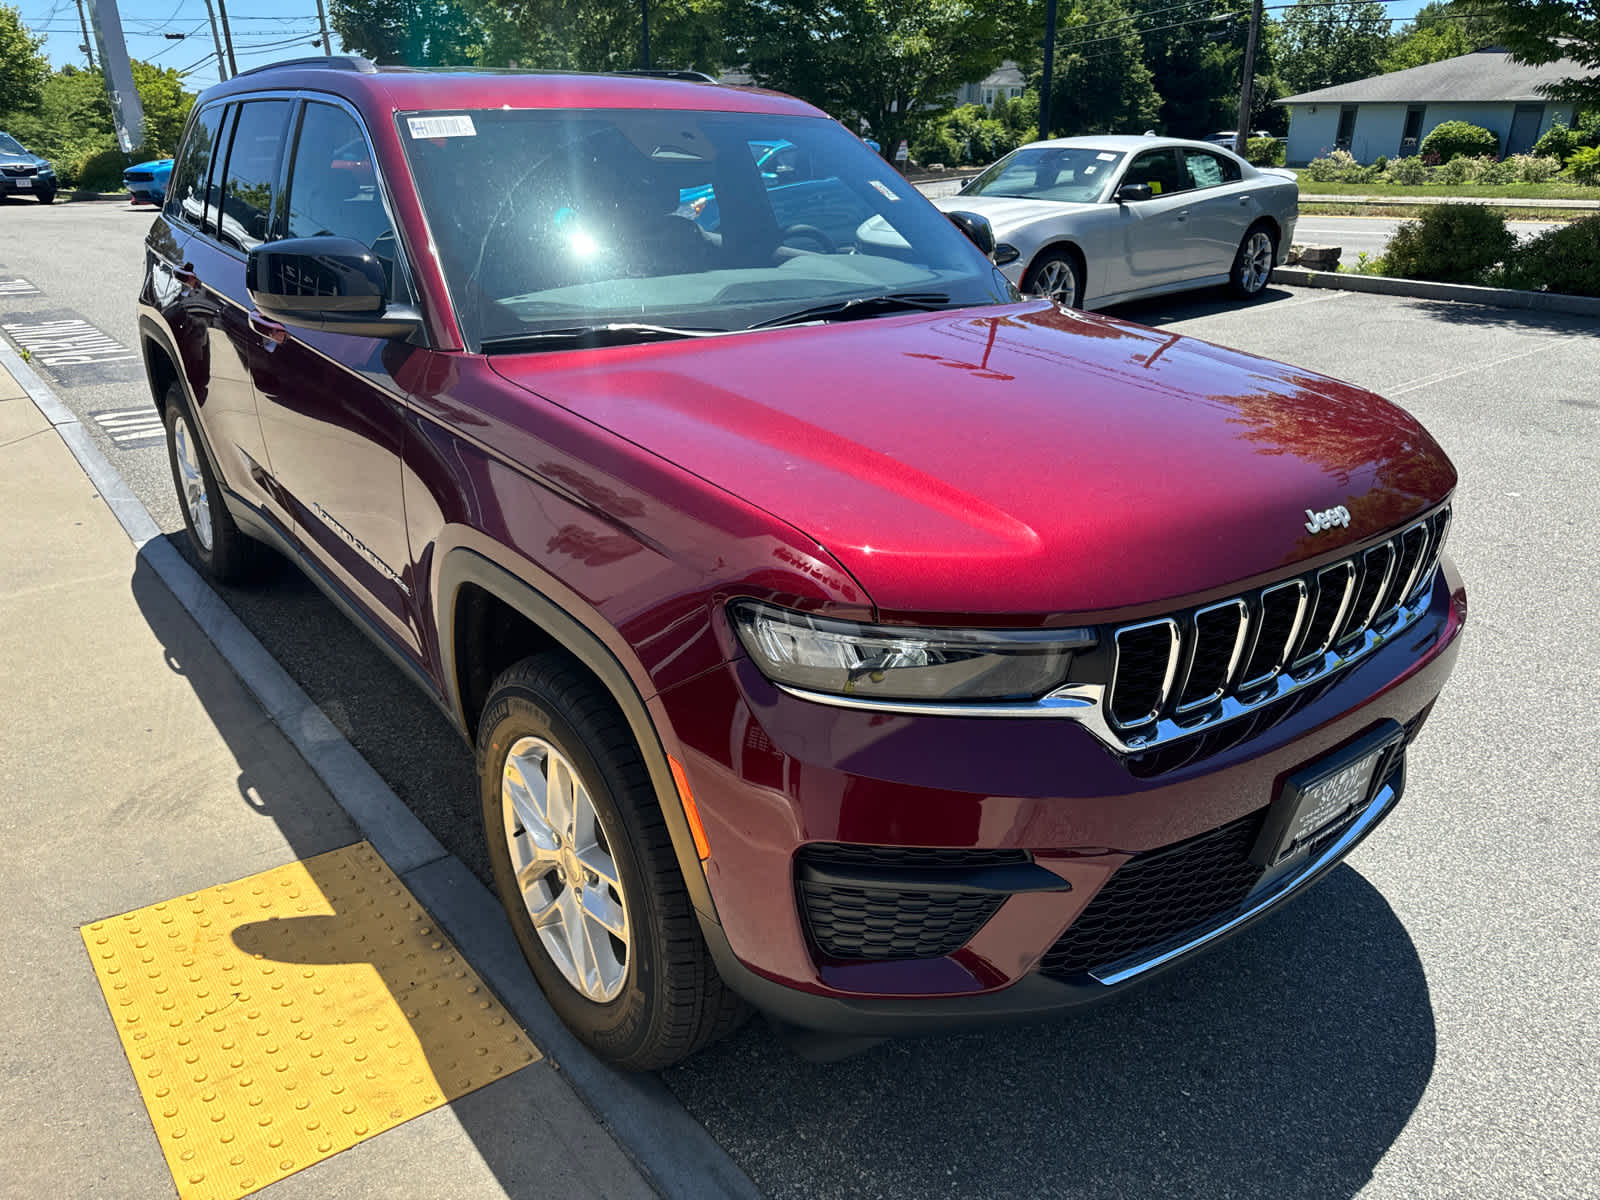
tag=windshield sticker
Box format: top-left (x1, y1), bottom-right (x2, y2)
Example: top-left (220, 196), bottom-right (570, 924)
top-left (407, 115), bottom-right (476, 139)
top-left (1096, 152), bottom-right (1117, 161)
top-left (868, 179), bottom-right (900, 201)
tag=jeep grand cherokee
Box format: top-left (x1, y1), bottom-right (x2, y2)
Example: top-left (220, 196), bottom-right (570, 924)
top-left (139, 58), bottom-right (1465, 1069)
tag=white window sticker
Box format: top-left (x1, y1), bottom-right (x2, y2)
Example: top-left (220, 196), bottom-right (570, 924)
top-left (1096, 152), bottom-right (1117, 161)
top-left (868, 179), bottom-right (900, 201)
top-left (407, 115), bottom-right (477, 139)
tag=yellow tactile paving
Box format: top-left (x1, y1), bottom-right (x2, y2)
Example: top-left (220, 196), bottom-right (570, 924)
top-left (81, 842), bottom-right (540, 1200)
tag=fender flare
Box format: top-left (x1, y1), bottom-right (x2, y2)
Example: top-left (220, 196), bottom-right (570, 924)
top-left (437, 546), bottom-right (722, 926)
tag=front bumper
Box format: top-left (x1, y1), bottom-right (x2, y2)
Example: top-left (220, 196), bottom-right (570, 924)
top-left (0, 175), bottom-right (51, 195)
top-left (659, 560), bottom-right (1465, 1033)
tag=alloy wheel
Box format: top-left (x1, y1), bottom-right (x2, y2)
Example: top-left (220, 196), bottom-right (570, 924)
top-left (1032, 258), bottom-right (1079, 305)
top-left (501, 735), bottom-right (631, 1002)
top-left (1240, 230), bottom-right (1274, 293)
top-left (172, 413), bottom-right (213, 552)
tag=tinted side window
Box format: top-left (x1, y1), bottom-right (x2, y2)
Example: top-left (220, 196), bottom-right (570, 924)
top-left (283, 102), bottom-right (399, 288)
top-left (1184, 149), bottom-right (1242, 189)
top-left (1125, 149), bottom-right (1190, 196)
top-left (165, 104), bottom-right (224, 227)
top-left (219, 100), bottom-right (291, 253)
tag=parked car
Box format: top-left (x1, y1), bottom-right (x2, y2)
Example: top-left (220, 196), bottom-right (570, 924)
top-left (0, 131), bottom-right (58, 203)
top-left (140, 59), bottom-right (1463, 1069)
top-left (935, 135), bottom-right (1299, 309)
top-left (1204, 130), bottom-right (1273, 146)
top-left (124, 157), bottom-right (174, 205)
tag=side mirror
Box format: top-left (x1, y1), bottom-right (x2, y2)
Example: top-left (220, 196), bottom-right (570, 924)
top-left (1115, 182), bottom-right (1153, 203)
top-left (247, 236), bottom-right (421, 339)
top-left (944, 209), bottom-right (996, 259)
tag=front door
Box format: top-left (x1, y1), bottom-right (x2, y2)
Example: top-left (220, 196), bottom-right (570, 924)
top-left (249, 98), bottom-right (425, 662)
top-left (1111, 147), bottom-right (1195, 293)
top-left (1507, 104), bottom-right (1545, 155)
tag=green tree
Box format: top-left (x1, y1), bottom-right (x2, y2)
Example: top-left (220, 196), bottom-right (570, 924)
top-left (130, 62), bottom-right (195, 154)
top-left (4, 61), bottom-right (195, 179)
top-left (0, 2), bottom-right (50, 116)
top-left (1464, 0), bottom-right (1600, 107)
top-left (1035, 0), bottom-right (1161, 137)
top-left (1278, 0), bottom-right (1391, 95)
top-left (727, 0), bottom-right (1020, 155)
top-left (328, 0), bottom-right (487, 65)
top-left (1381, 1), bottom-right (1503, 72)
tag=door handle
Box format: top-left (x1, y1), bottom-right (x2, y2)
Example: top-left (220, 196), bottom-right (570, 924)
top-left (249, 311), bottom-right (287, 346)
top-left (174, 264), bottom-right (200, 289)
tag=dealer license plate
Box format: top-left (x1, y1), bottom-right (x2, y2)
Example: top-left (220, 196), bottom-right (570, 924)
top-left (1251, 720), bottom-right (1404, 868)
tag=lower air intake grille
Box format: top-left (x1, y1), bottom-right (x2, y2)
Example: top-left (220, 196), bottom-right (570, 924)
top-left (1039, 814), bottom-right (1266, 979)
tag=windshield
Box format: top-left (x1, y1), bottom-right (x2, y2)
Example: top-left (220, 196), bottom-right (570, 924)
top-left (0, 133), bottom-right (27, 156)
top-left (963, 146), bottom-right (1124, 203)
top-left (397, 108), bottom-right (1012, 349)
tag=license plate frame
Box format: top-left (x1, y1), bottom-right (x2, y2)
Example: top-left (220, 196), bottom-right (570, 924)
top-left (1251, 720), bottom-right (1404, 869)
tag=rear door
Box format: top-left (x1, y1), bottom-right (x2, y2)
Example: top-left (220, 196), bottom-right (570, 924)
top-left (248, 97), bottom-right (426, 662)
top-left (1178, 147), bottom-right (1251, 276)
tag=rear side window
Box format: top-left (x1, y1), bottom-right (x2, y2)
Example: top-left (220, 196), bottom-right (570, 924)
top-left (282, 102), bottom-right (401, 292)
top-left (218, 100), bottom-right (291, 253)
top-left (164, 104), bottom-right (224, 228)
top-left (1184, 149), bottom-right (1242, 190)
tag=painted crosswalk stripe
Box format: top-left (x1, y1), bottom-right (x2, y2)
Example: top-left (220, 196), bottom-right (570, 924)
top-left (0, 277), bottom-right (41, 296)
top-left (92, 408), bottom-right (165, 446)
top-left (1, 317), bottom-right (136, 365)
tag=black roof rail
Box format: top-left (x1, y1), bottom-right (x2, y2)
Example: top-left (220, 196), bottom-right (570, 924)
top-left (616, 69), bottom-right (718, 83)
top-left (232, 55), bottom-right (379, 79)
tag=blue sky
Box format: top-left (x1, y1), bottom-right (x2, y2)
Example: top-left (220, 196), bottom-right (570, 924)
top-left (20, 0), bottom-right (1438, 92)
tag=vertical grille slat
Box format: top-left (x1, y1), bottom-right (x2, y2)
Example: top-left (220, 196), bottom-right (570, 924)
top-left (1098, 504), bottom-right (1449, 755)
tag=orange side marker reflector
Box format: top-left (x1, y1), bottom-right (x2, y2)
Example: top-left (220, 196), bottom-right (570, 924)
top-left (668, 755), bottom-right (712, 861)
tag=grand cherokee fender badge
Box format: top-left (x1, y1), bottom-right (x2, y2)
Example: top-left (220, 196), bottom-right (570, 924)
top-left (1304, 505), bottom-right (1351, 534)
top-left (312, 501), bottom-right (411, 594)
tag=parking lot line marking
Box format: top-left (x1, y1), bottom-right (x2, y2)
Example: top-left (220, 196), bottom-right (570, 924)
top-left (1389, 336), bottom-right (1579, 397)
top-left (81, 842), bottom-right (541, 1200)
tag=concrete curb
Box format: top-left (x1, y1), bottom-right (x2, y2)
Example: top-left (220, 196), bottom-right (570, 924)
top-left (1299, 192), bottom-right (1600, 210)
top-left (0, 336), bottom-right (762, 1200)
top-left (1270, 266), bottom-right (1600, 317)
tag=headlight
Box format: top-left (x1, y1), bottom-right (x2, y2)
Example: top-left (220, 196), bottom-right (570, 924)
top-left (38, 163), bottom-right (53, 175)
top-left (729, 600), bottom-right (1093, 702)
top-left (992, 242), bottom-right (1020, 266)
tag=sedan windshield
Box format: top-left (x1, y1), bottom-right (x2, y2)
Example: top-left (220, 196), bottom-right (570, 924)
top-left (0, 133), bottom-right (27, 155)
top-left (397, 108), bottom-right (1012, 350)
top-left (963, 146), bottom-right (1124, 203)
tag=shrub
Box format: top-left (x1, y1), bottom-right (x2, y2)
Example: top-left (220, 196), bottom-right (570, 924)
top-left (1304, 149), bottom-right (1378, 182)
top-left (1372, 154), bottom-right (1388, 173)
top-left (1507, 154), bottom-right (1562, 183)
top-left (1533, 121), bottom-right (1582, 163)
top-left (1385, 155), bottom-right (1430, 185)
top-left (910, 104), bottom-right (1022, 168)
top-left (1382, 204), bottom-right (1515, 283)
top-left (1493, 216), bottom-right (1600, 296)
top-left (1419, 120), bottom-right (1499, 163)
top-left (1245, 136), bottom-right (1284, 166)
top-left (71, 146), bottom-right (132, 193)
top-left (1568, 145), bottom-right (1600, 186)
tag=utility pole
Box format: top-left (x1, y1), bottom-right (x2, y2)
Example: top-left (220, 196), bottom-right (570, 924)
top-left (202, 0), bottom-right (228, 79)
top-left (641, 0), bottom-right (650, 69)
top-left (1038, 0), bottom-right (1057, 143)
top-left (315, 0), bottom-right (332, 55)
top-left (215, 0), bottom-right (239, 79)
top-left (1235, 0), bottom-right (1264, 157)
top-left (74, 0), bottom-right (95, 68)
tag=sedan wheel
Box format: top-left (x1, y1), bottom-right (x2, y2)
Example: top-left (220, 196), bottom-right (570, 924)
top-left (1025, 251), bottom-right (1083, 308)
top-left (1231, 226), bottom-right (1276, 297)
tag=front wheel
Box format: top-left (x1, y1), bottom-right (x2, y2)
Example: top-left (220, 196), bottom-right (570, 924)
top-left (478, 653), bottom-right (746, 1069)
top-left (37, 188), bottom-right (55, 204)
top-left (1230, 224), bottom-right (1277, 298)
top-left (1023, 249), bottom-right (1083, 308)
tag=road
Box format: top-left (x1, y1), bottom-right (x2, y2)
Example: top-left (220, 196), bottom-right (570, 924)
top-left (5, 198), bottom-right (1598, 1200)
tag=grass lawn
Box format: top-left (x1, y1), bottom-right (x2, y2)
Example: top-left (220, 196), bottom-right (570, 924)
top-left (1290, 173), bottom-right (1599, 201)
top-left (1301, 202), bottom-right (1592, 220)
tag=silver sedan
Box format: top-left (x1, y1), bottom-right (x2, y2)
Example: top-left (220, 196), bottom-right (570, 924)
top-left (933, 135), bottom-right (1298, 310)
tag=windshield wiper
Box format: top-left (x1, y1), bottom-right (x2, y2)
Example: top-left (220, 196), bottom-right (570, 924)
top-left (480, 323), bottom-right (727, 353)
top-left (747, 292), bottom-right (952, 331)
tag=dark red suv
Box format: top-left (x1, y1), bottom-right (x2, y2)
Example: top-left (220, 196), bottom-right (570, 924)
top-left (139, 58), bottom-right (1465, 1069)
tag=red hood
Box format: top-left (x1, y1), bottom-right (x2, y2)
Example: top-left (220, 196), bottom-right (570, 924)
top-left (489, 301), bottom-right (1455, 620)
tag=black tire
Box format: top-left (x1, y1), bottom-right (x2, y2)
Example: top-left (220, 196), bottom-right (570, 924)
top-left (1022, 248), bottom-right (1084, 308)
top-left (37, 189), bottom-right (56, 204)
top-left (162, 381), bottom-right (264, 583)
top-left (477, 653), bottom-right (747, 1070)
top-left (1230, 222), bottom-right (1278, 298)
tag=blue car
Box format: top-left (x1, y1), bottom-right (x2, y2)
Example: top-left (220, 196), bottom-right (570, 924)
top-left (0, 131), bottom-right (59, 203)
top-left (124, 157), bottom-right (174, 206)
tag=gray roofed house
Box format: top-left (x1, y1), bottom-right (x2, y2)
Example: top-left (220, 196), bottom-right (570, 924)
top-left (1276, 48), bottom-right (1588, 164)
top-left (956, 61), bottom-right (1027, 109)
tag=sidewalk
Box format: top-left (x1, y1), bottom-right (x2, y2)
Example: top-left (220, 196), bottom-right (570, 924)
top-left (0, 365), bottom-right (655, 1199)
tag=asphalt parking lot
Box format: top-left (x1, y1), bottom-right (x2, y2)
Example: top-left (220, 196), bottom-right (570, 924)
top-left (3, 200), bottom-right (1597, 1199)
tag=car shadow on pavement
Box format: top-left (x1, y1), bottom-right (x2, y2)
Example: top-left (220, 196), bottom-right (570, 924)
top-left (1104, 286), bottom-right (1303, 327)
top-left (128, 553), bottom-right (652, 1200)
top-left (664, 865), bottom-right (1435, 1200)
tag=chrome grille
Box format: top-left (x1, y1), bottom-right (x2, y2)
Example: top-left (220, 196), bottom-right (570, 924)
top-left (1, 164), bottom-right (38, 177)
top-left (1105, 505), bottom-right (1451, 747)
